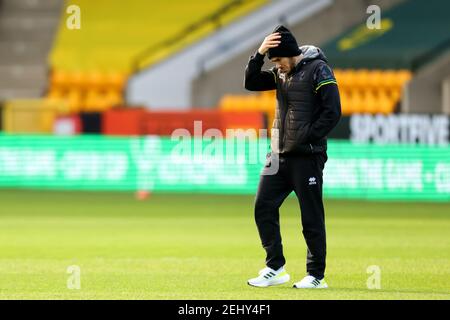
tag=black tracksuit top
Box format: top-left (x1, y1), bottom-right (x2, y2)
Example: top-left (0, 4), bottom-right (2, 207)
top-left (244, 46), bottom-right (341, 155)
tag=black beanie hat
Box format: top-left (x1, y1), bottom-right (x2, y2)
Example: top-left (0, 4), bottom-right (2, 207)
top-left (267, 25), bottom-right (302, 59)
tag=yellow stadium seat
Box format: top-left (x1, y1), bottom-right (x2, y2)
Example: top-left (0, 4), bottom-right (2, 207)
top-left (261, 90), bottom-right (275, 99)
top-left (333, 69), bottom-right (342, 81)
top-left (226, 97), bottom-right (238, 111)
top-left (66, 90), bottom-right (83, 113)
top-left (369, 70), bottom-right (384, 88)
top-left (106, 72), bottom-right (127, 91)
top-left (362, 91), bottom-right (378, 114)
top-left (84, 90), bottom-right (106, 112)
top-left (50, 70), bottom-right (70, 90)
top-left (226, 96), bottom-right (238, 110)
top-left (337, 69), bottom-right (353, 88)
top-left (85, 71), bottom-right (105, 90)
top-left (350, 90), bottom-right (365, 113)
top-left (382, 70), bottom-right (398, 89)
top-left (47, 89), bottom-right (64, 100)
top-left (378, 92), bottom-right (393, 114)
top-left (83, 90), bottom-right (95, 111)
top-left (339, 90), bottom-right (352, 115)
top-left (68, 71), bottom-right (87, 88)
top-left (218, 95), bottom-right (234, 110)
top-left (260, 95), bottom-right (275, 113)
top-left (245, 95), bottom-right (259, 111)
top-left (104, 90), bottom-right (123, 108)
top-left (217, 67), bottom-right (413, 117)
top-left (354, 69), bottom-right (371, 88)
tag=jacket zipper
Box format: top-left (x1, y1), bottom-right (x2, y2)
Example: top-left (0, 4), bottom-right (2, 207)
top-left (279, 76), bottom-right (291, 152)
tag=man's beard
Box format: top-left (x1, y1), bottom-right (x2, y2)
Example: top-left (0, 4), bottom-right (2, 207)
top-left (279, 58), bottom-right (296, 74)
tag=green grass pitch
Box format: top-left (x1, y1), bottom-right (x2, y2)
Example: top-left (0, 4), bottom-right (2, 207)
top-left (0, 190), bottom-right (449, 299)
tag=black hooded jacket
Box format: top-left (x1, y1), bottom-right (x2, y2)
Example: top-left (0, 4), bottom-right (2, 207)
top-left (244, 45), bottom-right (341, 155)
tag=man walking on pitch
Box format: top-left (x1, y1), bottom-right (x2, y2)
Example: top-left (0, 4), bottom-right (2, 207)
top-left (244, 25), bottom-right (341, 289)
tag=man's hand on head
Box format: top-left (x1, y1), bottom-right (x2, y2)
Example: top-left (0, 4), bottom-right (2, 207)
top-left (258, 33), bottom-right (281, 55)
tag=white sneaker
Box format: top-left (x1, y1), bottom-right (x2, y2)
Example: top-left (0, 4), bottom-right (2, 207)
top-left (247, 266), bottom-right (290, 287)
top-left (293, 275), bottom-right (328, 289)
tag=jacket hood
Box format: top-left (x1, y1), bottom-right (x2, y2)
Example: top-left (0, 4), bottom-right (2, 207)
top-left (299, 45), bottom-right (327, 63)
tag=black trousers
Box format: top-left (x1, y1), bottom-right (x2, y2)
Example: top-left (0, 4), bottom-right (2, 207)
top-left (254, 151), bottom-right (327, 279)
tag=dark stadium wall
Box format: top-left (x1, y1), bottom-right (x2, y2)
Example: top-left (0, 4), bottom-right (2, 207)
top-left (403, 51), bottom-right (450, 114)
top-left (191, 0), bottom-right (405, 108)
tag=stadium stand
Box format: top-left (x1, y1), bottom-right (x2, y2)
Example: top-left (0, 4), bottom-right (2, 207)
top-left (1, 0), bottom-right (448, 135)
top-left (191, 0), bottom-right (405, 107)
top-left (218, 68), bottom-right (412, 126)
top-left (47, 0), bottom-right (268, 113)
top-left (127, 0), bottom-right (334, 109)
top-left (331, 69), bottom-right (412, 114)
